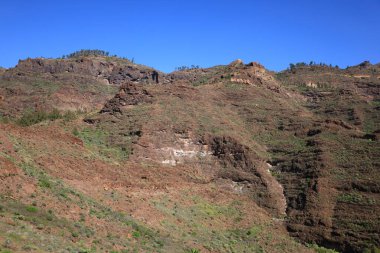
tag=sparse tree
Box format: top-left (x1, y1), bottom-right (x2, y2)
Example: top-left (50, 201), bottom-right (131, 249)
top-left (63, 49), bottom-right (112, 59)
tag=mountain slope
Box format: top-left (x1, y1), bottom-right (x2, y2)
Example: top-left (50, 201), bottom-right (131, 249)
top-left (0, 55), bottom-right (379, 253)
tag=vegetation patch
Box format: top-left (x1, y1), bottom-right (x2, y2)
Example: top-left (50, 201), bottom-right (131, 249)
top-left (16, 109), bottom-right (77, 126)
top-left (14, 161), bottom-right (167, 252)
top-left (337, 192), bottom-right (376, 205)
top-left (74, 126), bottom-right (131, 162)
top-left (307, 243), bottom-right (339, 253)
top-left (151, 193), bottom-right (302, 252)
top-left (30, 80), bottom-right (60, 93)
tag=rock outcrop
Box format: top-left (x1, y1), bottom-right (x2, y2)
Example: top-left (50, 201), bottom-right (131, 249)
top-left (7, 57), bottom-right (166, 85)
top-left (206, 135), bottom-right (287, 217)
top-left (100, 82), bottom-right (153, 115)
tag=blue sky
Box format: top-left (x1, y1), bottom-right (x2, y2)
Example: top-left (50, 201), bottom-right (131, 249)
top-left (1, 0), bottom-right (379, 72)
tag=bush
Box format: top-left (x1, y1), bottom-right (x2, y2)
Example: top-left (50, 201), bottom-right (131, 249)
top-left (62, 111), bottom-right (77, 121)
top-left (186, 249), bottom-right (200, 253)
top-left (72, 127), bottom-right (79, 136)
top-left (175, 65), bottom-right (200, 71)
top-left (25, 205), bottom-right (38, 213)
top-left (48, 108), bottom-right (61, 120)
top-left (38, 177), bottom-right (52, 188)
top-left (64, 49), bottom-right (110, 59)
top-left (307, 243), bottom-right (339, 253)
top-left (17, 110), bottom-right (49, 126)
top-left (132, 231), bottom-right (141, 238)
top-left (0, 114), bottom-right (10, 124)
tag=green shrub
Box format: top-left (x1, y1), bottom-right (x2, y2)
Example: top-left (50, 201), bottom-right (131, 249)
top-left (132, 231), bottom-right (141, 238)
top-left (0, 115), bottom-right (10, 124)
top-left (48, 108), bottom-right (61, 120)
top-left (72, 127), bottom-right (79, 136)
top-left (38, 177), bottom-right (52, 188)
top-left (0, 250), bottom-right (13, 253)
top-left (186, 249), bottom-right (200, 253)
top-left (64, 49), bottom-right (110, 58)
top-left (363, 246), bottom-right (380, 253)
top-left (62, 111), bottom-right (77, 121)
top-left (307, 243), bottom-right (339, 253)
top-left (25, 206), bottom-right (38, 213)
top-left (17, 110), bottom-right (49, 126)
top-left (337, 192), bottom-right (375, 205)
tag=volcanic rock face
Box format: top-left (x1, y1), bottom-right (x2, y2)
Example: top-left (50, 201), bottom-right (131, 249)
top-left (206, 135), bottom-right (287, 217)
top-left (12, 57), bottom-right (165, 85)
top-left (100, 82), bottom-right (153, 115)
top-left (14, 57), bottom-right (113, 76)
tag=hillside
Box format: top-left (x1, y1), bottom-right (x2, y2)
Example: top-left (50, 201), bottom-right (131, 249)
top-left (0, 54), bottom-right (379, 253)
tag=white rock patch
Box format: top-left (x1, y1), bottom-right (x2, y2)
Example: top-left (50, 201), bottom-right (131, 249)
top-left (159, 137), bottom-right (212, 166)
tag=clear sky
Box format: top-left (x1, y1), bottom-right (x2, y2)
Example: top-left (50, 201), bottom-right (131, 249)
top-left (1, 0), bottom-right (379, 72)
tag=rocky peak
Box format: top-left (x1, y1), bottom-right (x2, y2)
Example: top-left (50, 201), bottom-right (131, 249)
top-left (228, 60), bottom-right (280, 91)
top-left (229, 59), bottom-right (244, 67)
top-left (358, 60), bottom-right (372, 68)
